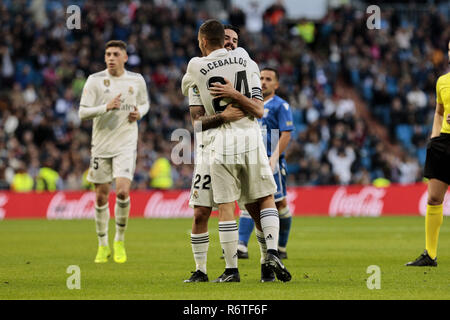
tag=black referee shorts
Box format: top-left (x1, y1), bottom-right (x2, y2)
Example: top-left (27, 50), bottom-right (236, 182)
top-left (424, 133), bottom-right (450, 185)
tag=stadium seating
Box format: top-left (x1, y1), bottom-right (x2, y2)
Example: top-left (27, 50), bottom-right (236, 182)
top-left (0, 1), bottom-right (449, 190)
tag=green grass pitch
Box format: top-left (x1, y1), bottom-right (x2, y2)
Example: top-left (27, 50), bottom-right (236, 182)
top-left (0, 216), bottom-right (449, 300)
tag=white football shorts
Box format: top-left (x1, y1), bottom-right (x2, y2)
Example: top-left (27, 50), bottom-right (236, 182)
top-left (211, 144), bottom-right (277, 205)
top-left (87, 151), bottom-right (137, 184)
top-left (189, 146), bottom-right (217, 209)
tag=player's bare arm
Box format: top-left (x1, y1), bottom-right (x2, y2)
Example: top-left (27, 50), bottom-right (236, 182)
top-left (269, 131), bottom-right (291, 172)
top-left (190, 104), bottom-right (245, 131)
top-left (209, 78), bottom-right (264, 118)
top-left (221, 103), bottom-right (246, 122)
top-left (432, 102), bottom-right (444, 138)
top-left (190, 105), bottom-right (224, 131)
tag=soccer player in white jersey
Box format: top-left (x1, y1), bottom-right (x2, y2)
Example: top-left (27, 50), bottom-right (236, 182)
top-left (183, 20), bottom-right (291, 282)
top-left (79, 40), bottom-right (149, 264)
top-left (183, 25), bottom-right (278, 283)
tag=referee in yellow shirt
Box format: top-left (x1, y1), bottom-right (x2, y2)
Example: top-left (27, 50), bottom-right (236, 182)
top-left (406, 41), bottom-right (450, 267)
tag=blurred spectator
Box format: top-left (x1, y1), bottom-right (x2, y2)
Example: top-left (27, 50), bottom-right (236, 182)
top-left (0, 44), bottom-right (14, 87)
top-left (335, 96), bottom-right (356, 119)
top-left (229, 6), bottom-right (246, 28)
top-left (292, 19), bottom-right (315, 44)
top-left (149, 153), bottom-right (173, 190)
top-left (0, 164), bottom-right (10, 190)
top-left (327, 146), bottom-right (355, 185)
top-left (242, 1), bottom-right (264, 34)
top-left (406, 85), bottom-right (427, 109)
top-left (397, 155), bottom-right (420, 185)
top-left (10, 161), bottom-right (34, 192)
top-left (35, 158), bottom-right (62, 192)
top-left (264, 0), bottom-right (286, 26)
top-left (373, 176), bottom-right (391, 188)
top-left (316, 162), bottom-right (338, 185)
top-left (304, 131), bottom-right (323, 162)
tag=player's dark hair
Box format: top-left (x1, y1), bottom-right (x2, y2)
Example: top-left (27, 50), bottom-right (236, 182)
top-left (199, 19), bottom-right (225, 48)
top-left (223, 24), bottom-right (240, 37)
top-left (105, 40), bottom-right (127, 52)
top-left (262, 67), bottom-right (279, 81)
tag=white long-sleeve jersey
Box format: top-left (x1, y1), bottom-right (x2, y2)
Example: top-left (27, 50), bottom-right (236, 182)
top-left (79, 69), bottom-right (149, 157)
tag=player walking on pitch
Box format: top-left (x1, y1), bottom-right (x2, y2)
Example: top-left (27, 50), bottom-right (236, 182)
top-left (79, 40), bottom-right (150, 263)
top-left (184, 20), bottom-right (291, 282)
top-left (406, 40), bottom-right (450, 267)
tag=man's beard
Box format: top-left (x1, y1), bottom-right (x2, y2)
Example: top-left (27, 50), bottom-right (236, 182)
top-left (262, 89), bottom-right (271, 98)
top-left (225, 44), bottom-right (235, 50)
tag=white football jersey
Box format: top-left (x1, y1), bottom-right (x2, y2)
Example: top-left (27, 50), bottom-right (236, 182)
top-left (80, 69), bottom-right (149, 157)
top-left (182, 47), bottom-right (263, 155)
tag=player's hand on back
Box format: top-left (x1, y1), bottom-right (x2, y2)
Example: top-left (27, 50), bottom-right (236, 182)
top-left (209, 78), bottom-right (238, 100)
top-left (221, 104), bottom-right (246, 122)
top-left (107, 93), bottom-right (122, 111)
top-left (128, 106), bottom-right (141, 123)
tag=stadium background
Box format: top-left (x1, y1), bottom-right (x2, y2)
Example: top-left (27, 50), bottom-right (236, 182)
top-left (1, 0), bottom-right (450, 218)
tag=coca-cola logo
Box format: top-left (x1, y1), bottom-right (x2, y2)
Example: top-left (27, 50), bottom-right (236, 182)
top-left (0, 193), bottom-right (8, 220)
top-left (329, 187), bottom-right (385, 217)
top-left (47, 192), bottom-right (96, 219)
top-left (419, 191), bottom-right (450, 216)
top-left (144, 191), bottom-right (193, 218)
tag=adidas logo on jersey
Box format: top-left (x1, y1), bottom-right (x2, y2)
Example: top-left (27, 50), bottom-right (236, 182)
top-left (266, 234), bottom-right (273, 240)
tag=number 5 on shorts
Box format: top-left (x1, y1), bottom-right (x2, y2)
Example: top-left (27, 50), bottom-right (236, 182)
top-left (93, 158), bottom-right (99, 170)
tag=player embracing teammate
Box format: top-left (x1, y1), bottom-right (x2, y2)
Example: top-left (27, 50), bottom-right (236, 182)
top-left (182, 20), bottom-right (291, 283)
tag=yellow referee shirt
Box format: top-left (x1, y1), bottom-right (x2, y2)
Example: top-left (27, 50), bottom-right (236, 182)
top-left (437, 72), bottom-right (450, 133)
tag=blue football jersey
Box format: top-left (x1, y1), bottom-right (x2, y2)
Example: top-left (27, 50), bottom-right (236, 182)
top-left (259, 95), bottom-right (294, 158)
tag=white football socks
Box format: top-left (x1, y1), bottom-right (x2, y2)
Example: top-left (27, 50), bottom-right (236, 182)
top-left (191, 232), bottom-right (209, 274)
top-left (255, 228), bottom-right (267, 264)
top-left (95, 203), bottom-right (110, 247)
top-left (260, 208), bottom-right (279, 252)
top-left (114, 197), bottom-right (130, 242)
top-left (219, 221), bottom-right (239, 270)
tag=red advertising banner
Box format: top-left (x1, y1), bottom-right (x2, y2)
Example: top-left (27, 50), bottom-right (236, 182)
top-left (0, 183), bottom-right (448, 219)
top-left (284, 184), bottom-right (429, 217)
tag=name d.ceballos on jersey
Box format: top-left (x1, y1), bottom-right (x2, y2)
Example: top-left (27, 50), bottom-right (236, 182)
top-left (200, 56), bottom-right (248, 75)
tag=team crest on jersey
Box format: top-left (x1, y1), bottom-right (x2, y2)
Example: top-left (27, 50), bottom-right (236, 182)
top-left (128, 86), bottom-right (134, 95)
top-left (104, 79), bottom-right (110, 87)
top-left (192, 85), bottom-right (199, 95)
top-left (192, 190), bottom-right (199, 199)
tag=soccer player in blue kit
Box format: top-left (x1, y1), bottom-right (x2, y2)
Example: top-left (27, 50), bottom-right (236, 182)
top-left (237, 67), bottom-right (294, 260)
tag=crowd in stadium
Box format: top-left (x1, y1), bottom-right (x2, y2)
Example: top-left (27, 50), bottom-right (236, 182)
top-left (0, 0), bottom-right (449, 191)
